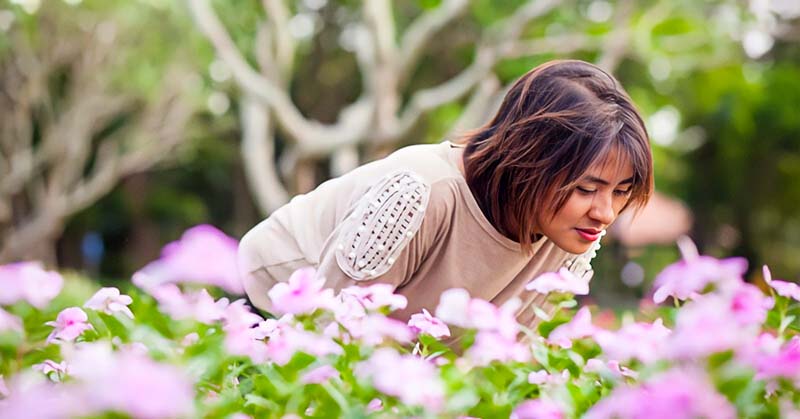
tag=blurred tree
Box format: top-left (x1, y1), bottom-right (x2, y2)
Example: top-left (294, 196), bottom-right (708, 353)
top-left (680, 44), bottom-right (800, 278)
top-left (0, 0), bottom-right (203, 264)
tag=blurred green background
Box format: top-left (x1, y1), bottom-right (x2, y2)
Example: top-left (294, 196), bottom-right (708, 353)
top-left (1, 0), bottom-right (798, 308)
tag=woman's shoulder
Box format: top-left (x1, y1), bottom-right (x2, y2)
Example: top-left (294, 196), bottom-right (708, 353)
top-left (351, 168), bottom-right (462, 222)
top-left (354, 142), bottom-right (462, 185)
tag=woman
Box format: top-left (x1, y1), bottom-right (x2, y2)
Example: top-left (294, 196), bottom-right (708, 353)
top-left (238, 59), bottom-right (653, 327)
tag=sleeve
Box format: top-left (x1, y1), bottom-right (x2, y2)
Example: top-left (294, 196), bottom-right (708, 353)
top-left (237, 220), bottom-right (287, 313)
top-left (315, 170), bottom-right (439, 292)
top-left (237, 215), bottom-right (310, 313)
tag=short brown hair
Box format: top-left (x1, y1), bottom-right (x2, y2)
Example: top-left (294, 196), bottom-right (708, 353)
top-left (460, 59), bottom-right (653, 253)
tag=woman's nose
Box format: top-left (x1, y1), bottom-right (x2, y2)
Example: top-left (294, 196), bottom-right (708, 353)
top-left (589, 195), bottom-right (616, 225)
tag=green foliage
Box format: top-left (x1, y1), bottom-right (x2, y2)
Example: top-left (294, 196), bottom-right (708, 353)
top-left (4, 252), bottom-right (800, 417)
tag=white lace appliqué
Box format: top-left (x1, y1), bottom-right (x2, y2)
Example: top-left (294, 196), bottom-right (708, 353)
top-left (564, 229), bottom-right (605, 283)
top-left (335, 171), bottom-right (431, 281)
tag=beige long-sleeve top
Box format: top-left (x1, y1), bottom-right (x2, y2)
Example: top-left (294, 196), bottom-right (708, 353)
top-left (238, 141), bottom-right (598, 327)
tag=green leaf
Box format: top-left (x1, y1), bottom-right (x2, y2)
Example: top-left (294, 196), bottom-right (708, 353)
top-left (531, 343), bottom-right (550, 368)
top-left (97, 312), bottom-right (131, 340)
top-left (244, 394), bottom-right (281, 411)
top-left (0, 330), bottom-right (25, 350)
top-left (446, 388), bottom-right (480, 412)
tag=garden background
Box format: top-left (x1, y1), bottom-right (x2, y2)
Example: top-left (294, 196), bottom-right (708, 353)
top-left (3, 1), bottom-right (800, 418)
top-left (1, 0), bottom-right (799, 310)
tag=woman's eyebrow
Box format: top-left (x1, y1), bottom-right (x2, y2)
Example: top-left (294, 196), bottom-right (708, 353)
top-left (584, 176), bottom-right (634, 185)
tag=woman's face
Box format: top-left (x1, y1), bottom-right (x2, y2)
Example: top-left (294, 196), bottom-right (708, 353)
top-left (538, 151), bottom-right (634, 254)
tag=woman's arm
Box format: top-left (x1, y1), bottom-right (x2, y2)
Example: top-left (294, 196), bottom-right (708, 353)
top-left (314, 170), bottom-right (434, 293)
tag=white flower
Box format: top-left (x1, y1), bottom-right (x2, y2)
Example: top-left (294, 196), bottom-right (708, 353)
top-left (84, 287), bottom-right (134, 319)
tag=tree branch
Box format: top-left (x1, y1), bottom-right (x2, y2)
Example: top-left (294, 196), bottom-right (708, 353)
top-left (448, 75), bottom-right (501, 135)
top-left (491, 0), bottom-right (561, 42)
top-left (397, 0), bottom-right (469, 89)
top-left (363, 0), bottom-right (398, 65)
top-left (188, 0), bottom-right (374, 156)
top-left (241, 95), bottom-right (289, 215)
top-left (392, 50), bottom-right (494, 144)
top-left (499, 33), bottom-right (596, 59)
top-left (385, 0), bottom-right (563, 144)
top-left (261, 0), bottom-right (295, 83)
top-left (596, 0), bottom-right (634, 72)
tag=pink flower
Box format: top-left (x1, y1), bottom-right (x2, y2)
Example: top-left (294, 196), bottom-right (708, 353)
top-left (730, 282), bottom-right (773, 326)
top-left (190, 289), bottom-right (230, 324)
top-left (332, 292), bottom-right (368, 331)
top-left (150, 285), bottom-right (230, 324)
top-left (585, 359), bottom-right (639, 380)
top-left (46, 307), bottom-right (92, 343)
top-left (467, 298), bottom-right (517, 338)
top-left (0, 375), bottom-right (8, 398)
top-left (343, 314), bottom-right (413, 345)
top-left (408, 309), bottom-right (450, 339)
top-left (339, 284), bottom-right (407, 312)
top-left (594, 318), bottom-right (671, 364)
top-left (434, 289), bottom-right (520, 339)
top-left (181, 332), bottom-right (200, 347)
top-left (225, 326), bottom-right (269, 363)
top-left (258, 319), bottom-right (342, 365)
top-left (0, 373), bottom-right (85, 418)
top-left (525, 268), bottom-right (589, 295)
top-left (268, 268), bottom-right (335, 315)
top-left (585, 369), bottom-right (736, 419)
top-left (356, 348), bottom-right (444, 412)
top-left (0, 307), bottom-right (23, 333)
top-left (764, 265), bottom-right (800, 301)
top-left (84, 287), bottom-right (134, 319)
top-left (66, 342), bottom-right (195, 418)
top-left (547, 306), bottom-right (597, 348)
top-left (652, 246), bottom-right (747, 303)
top-left (751, 336), bottom-right (800, 381)
top-left (222, 303), bottom-right (269, 363)
top-left (527, 370), bottom-right (550, 385)
top-left (780, 399), bottom-right (800, 419)
top-left (222, 299), bottom-right (263, 330)
top-left (32, 360), bottom-right (69, 380)
top-left (528, 369), bottom-right (569, 386)
top-left (435, 288), bottom-right (471, 328)
top-left (301, 365), bottom-right (339, 384)
top-left (511, 399), bottom-right (565, 419)
top-left (221, 300), bottom-right (269, 363)
top-left (668, 293), bottom-right (759, 360)
top-left (133, 224), bottom-right (243, 295)
top-left (366, 398), bottom-right (383, 413)
top-left (280, 328), bottom-right (342, 364)
top-left (466, 331), bottom-right (530, 366)
top-left (148, 284), bottom-right (191, 318)
top-left (0, 262), bottom-right (63, 309)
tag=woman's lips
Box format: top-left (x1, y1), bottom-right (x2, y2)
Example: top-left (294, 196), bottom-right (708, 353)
top-left (575, 228), bottom-right (602, 241)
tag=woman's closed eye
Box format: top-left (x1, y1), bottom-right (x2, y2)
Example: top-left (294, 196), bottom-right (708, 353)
top-left (613, 188), bottom-right (632, 197)
top-left (576, 186), bottom-right (631, 197)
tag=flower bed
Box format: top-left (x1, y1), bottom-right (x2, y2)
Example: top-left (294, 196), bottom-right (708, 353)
top-left (1, 226), bottom-right (799, 418)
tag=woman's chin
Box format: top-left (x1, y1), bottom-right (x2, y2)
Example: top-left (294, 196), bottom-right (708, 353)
top-left (550, 238), bottom-right (593, 255)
